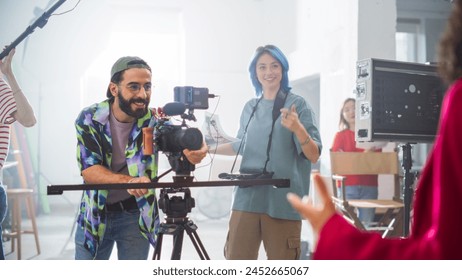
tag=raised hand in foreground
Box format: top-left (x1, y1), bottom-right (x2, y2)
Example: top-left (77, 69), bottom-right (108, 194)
top-left (287, 174), bottom-right (336, 245)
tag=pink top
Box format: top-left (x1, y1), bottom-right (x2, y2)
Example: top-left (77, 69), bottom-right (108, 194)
top-left (331, 129), bottom-right (378, 187)
top-left (314, 78), bottom-right (462, 259)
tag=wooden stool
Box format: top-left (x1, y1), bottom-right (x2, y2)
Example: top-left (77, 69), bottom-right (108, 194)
top-left (4, 188), bottom-right (41, 259)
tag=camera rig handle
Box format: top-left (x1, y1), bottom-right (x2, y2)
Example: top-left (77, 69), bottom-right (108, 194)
top-left (181, 109), bottom-right (197, 122)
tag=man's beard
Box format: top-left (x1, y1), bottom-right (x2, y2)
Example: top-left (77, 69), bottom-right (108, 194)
top-left (118, 90), bottom-right (149, 119)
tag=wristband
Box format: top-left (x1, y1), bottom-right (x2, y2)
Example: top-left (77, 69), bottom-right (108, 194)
top-left (301, 135), bottom-right (311, 146)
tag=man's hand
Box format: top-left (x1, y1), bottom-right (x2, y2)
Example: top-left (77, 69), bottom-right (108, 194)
top-left (0, 47), bottom-right (14, 76)
top-left (183, 142), bottom-right (208, 164)
top-left (126, 176), bottom-right (151, 197)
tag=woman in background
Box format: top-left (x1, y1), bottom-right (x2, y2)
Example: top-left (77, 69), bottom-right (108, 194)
top-left (331, 98), bottom-right (379, 226)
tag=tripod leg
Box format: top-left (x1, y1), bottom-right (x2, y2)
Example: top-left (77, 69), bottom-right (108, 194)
top-left (170, 228), bottom-right (185, 260)
top-left (152, 222), bottom-right (188, 260)
top-left (152, 232), bottom-right (164, 260)
top-left (184, 221), bottom-right (210, 260)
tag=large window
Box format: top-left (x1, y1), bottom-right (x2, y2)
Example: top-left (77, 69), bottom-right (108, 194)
top-left (396, 19), bottom-right (422, 62)
top-left (395, 18), bottom-right (429, 171)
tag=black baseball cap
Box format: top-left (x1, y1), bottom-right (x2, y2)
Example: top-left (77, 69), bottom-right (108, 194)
top-left (106, 56), bottom-right (151, 98)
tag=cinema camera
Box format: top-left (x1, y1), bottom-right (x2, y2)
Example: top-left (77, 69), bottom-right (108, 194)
top-left (142, 86), bottom-right (216, 259)
top-left (143, 86), bottom-right (213, 177)
top-left (144, 86), bottom-right (215, 213)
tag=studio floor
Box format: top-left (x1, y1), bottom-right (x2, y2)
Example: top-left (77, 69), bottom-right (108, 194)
top-left (2, 186), bottom-right (296, 260)
top-left (2, 188), bottom-right (236, 260)
top-left (3, 184), bottom-right (309, 260)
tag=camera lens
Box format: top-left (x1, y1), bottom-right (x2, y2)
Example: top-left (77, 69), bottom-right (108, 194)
top-left (180, 127), bottom-right (203, 150)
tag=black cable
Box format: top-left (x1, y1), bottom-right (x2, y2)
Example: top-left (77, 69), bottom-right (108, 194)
top-left (230, 97), bottom-right (262, 174)
top-left (52, 0), bottom-right (82, 16)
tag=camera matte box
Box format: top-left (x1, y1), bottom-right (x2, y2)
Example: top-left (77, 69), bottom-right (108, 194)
top-left (355, 58), bottom-right (445, 143)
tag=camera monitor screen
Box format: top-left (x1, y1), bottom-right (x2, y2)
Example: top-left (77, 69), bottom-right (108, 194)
top-left (174, 86), bottom-right (209, 110)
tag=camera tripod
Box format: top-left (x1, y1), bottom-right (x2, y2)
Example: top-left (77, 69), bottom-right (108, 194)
top-left (152, 176), bottom-right (210, 260)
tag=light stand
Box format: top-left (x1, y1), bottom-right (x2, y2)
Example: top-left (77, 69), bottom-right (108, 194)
top-left (400, 143), bottom-right (416, 236)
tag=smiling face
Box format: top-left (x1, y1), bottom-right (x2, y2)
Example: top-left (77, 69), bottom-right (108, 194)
top-left (342, 99), bottom-right (356, 129)
top-left (256, 52), bottom-right (283, 95)
top-left (109, 67), bottom-right (152, 122)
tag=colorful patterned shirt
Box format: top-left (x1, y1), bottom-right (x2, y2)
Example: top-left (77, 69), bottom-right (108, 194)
top-left (75, 99), bottom-right (159, 257)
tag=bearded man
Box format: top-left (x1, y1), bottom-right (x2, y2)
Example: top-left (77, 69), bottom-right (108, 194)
top-left (74, 56), bottom-right (207, 260)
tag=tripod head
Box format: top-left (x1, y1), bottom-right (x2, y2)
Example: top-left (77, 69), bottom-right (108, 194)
top-left (157, 175), bottom-right (196, 223)
top-left (154, 174), bottom-right (208, 260)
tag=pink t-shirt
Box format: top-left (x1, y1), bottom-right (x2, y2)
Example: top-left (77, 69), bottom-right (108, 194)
top-left (331, 129), bottom-right (378, 187)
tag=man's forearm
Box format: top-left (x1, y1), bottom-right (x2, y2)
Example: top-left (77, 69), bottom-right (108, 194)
top-left (82, 165), bottom-right (132, 184)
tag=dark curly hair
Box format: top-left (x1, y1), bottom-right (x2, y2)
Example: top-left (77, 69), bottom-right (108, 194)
top-left (438, 0), bottom-right (462, 85)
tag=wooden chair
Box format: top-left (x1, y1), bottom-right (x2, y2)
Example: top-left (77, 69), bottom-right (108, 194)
top-left (3, 188), bottom-right (41, 259)
top-left (330, 151), bottom-right (404, 238)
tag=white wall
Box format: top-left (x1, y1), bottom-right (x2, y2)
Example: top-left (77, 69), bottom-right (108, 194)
top-left (0, 0), bottom-right (297, 203)
top-left (289, 0), bottom-right (396, 175)
top-left (0, 0), bottom-right (452, 207)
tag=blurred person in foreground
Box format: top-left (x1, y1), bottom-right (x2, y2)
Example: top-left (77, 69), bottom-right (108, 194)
top-left (0, 48), bottom-right (37, 260)
top-left (74, 56), bottom-right (207, 260)
top-left (287, 0), bottom-right (462, 259)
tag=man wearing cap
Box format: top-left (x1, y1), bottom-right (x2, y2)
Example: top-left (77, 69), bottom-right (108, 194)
top-left (74, 56), bottom-right (207, 260)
